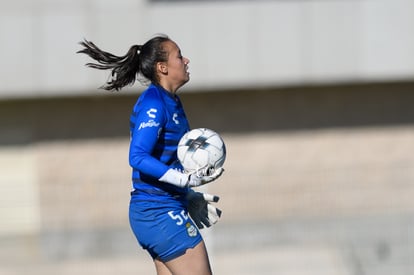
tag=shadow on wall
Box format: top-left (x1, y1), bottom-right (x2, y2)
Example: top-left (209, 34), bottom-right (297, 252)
top-left (1, 81), bottom-right (414, 145)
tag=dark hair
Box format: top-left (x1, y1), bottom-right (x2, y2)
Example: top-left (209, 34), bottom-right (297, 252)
top-left (77, 34), bottom-right (171, 91)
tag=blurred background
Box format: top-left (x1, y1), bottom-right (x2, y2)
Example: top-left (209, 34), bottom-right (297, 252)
top-left (1, 0), bottom-right (414, 274)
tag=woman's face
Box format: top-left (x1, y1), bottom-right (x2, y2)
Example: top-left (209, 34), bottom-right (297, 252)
top-left (161, 40), bottom-right (190, 91)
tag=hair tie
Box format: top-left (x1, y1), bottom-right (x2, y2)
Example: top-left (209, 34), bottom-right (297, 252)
top-left (136, 45), bottom-right (142, 55)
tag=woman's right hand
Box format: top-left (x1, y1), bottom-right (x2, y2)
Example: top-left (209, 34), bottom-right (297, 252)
top-left (159, 167), bottom-right (224, 188)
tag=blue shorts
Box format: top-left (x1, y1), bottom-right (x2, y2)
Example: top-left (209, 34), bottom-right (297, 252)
top-left (129, 198), bottom-right (202, 262)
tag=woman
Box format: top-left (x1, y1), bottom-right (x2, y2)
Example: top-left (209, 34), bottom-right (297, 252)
top-left (78, 34), bottom-right (224, 275)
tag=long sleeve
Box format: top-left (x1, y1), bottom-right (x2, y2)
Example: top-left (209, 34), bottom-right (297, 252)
top-left (129, 97), bottom-right (170, 179)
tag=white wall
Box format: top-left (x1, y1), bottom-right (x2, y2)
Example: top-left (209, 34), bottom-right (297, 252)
top-left (1, 0), bottom-right (414, 98)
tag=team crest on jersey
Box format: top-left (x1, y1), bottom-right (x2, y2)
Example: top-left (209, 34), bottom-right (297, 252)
top-left (186, 222), bottom-right (198, 237)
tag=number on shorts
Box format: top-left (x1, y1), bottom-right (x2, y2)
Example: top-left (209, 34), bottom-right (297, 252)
top-left (168, 210), bottom-right (188, 226)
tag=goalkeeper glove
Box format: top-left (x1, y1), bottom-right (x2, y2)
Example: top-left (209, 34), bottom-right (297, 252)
top-left (186, 189), bottom-right (222, 229)
top-left (159, 167), bottom-right (224, 188)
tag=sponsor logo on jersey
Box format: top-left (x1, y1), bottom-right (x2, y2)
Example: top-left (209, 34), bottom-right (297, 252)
top-left (147, 108), bottom-right (157, 118)
top-left (172, 113), bottom-right (179, 124)
top-left (138, 120), bottom-right (160, 130)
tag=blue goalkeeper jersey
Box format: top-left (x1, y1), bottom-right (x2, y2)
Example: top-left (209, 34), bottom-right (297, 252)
top-left (129, 84), bottom-right (190, 200)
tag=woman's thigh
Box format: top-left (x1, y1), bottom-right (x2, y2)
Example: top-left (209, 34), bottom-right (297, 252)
top-left (154, 258), bottom-right (172, 275)
top-left (163, 241), bottom-right (212, 275)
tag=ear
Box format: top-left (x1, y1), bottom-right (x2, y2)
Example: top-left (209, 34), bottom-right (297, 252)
top-left (157, 62), bottom-right (168, 74)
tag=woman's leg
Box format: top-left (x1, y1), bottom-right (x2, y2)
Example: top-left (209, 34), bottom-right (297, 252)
top-left (154, 258), bottom-right (172, 275)
top-left (162, 241), bottom-right (212, 275)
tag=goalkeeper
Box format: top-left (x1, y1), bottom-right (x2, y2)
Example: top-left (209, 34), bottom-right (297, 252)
top-left (78, 34), bottom-right (223, 275)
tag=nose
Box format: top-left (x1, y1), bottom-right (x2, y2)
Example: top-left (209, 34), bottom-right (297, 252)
top-left (184, 57), bottom-right (190, 65)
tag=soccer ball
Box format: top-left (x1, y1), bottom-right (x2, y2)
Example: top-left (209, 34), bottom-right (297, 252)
top-left (177, 128), bottom-right (226, 173)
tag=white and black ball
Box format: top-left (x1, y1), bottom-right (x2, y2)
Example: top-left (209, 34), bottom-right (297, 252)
top-left (177, 128), bottom-right (226, 173)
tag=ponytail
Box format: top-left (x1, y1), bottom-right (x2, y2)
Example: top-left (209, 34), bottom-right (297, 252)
top-left (78, 34), bottom-right (171, 92)
top-left (77, 40), bottom-right (141, 91)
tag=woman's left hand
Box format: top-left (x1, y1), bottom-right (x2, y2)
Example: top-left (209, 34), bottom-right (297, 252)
top-left (186, 189), bottom-right (222, 229)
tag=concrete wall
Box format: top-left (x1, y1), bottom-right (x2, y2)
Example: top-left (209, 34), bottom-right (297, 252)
top-left (2, 0), bottom-right (414, 273)
top-left (1, 0), bottom-right (414, 98)
top-left (1, 83), bottom-right (414, 274)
